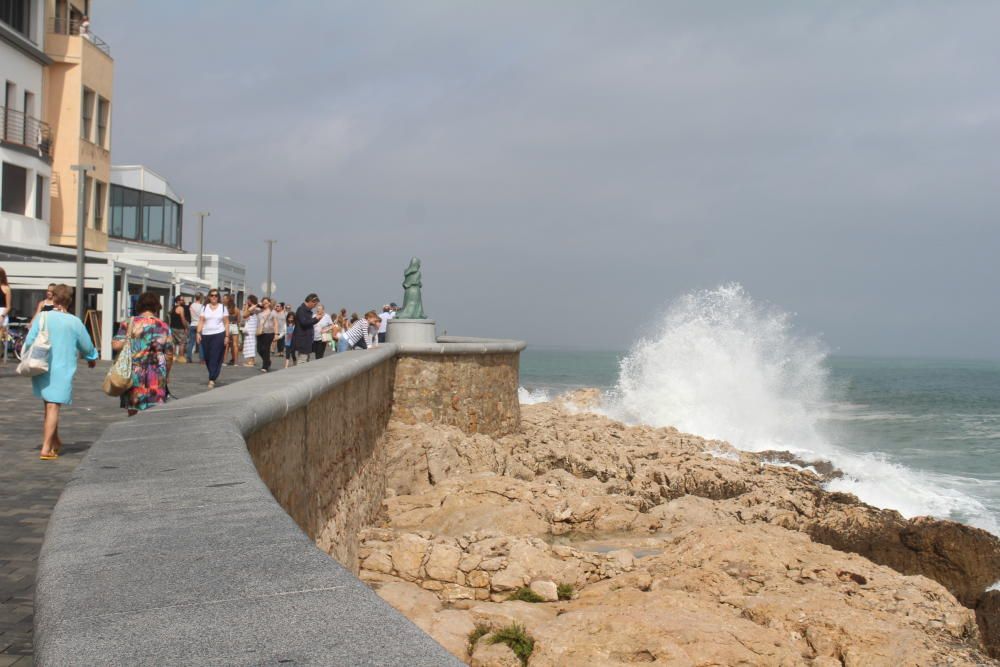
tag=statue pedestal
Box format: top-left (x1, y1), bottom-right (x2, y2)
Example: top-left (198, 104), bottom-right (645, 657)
top-left (387, 319), bottom-right (437, 345)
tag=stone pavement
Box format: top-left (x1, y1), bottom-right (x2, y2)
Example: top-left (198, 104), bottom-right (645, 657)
top-left (0, 358), bottom-right (262, 665)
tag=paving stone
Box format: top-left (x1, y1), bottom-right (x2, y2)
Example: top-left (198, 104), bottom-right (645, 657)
top-left (0, 360), bottom-right (259, 658)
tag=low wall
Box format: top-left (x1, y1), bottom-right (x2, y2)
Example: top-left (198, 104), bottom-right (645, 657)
top-left (34, 337), bottom-right (525, 666)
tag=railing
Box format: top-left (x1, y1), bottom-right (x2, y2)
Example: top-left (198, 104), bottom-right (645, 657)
top-left (48, 16), bottom-right (111, 56)
top-left (0, 107), bottom-right (52, 158)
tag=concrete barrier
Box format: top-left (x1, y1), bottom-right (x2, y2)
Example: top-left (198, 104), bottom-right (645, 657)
top-left (34, 338), bottom-right (525, 666)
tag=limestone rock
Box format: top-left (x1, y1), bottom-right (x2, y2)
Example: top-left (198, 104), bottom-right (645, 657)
top-left (470, 641), bottom-right (521, 667)
top-left (529, 580), bottom-right (558, 602)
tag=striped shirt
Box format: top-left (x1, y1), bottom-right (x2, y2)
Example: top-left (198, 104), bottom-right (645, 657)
top-left (344, 320), bottom-right (370, 348)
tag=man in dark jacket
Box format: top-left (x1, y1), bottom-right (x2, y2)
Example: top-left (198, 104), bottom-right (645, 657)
top-left (292, 294), bottom-right (320, 363)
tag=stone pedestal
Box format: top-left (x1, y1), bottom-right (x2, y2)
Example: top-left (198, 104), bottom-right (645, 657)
top-left (387, 319), bottom-right (436, 345)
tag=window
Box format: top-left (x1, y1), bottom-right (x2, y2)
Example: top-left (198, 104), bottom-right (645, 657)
top-left (120, 187), bottom-right (139, 239)
top-left (142, 191), bottom-right (164, 243)
top-left (96, 97), bottom-right (109, 148)
top-left (94, 180), bottom-right (105, 230)
top-left (34, 174), bottom-right (44, 219)
top-left (83, 174), bottom-right (92, 228)
top-left (0, 0), bottom-right (31, 38)
top-left (2, 162), bottom-right (27, 214)
top-left (81, 88), bottom-right (95, 141)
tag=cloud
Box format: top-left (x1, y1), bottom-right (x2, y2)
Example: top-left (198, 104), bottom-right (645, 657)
top-left (99, 0), bottom-right (1000, 357)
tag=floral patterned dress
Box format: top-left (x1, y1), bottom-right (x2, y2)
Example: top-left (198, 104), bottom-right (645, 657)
top-left (114, 316), bottom-right (173, 411)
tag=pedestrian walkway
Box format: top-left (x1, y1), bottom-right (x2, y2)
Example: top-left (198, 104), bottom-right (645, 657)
top-left (0, 360), bottom-right (260, 664)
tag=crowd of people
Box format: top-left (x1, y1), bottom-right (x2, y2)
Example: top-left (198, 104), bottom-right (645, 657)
top-left (4, 273), bottom-right (401, 460)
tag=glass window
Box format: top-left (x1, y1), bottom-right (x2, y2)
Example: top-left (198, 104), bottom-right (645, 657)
top-left (96, 98), bottom-right (109, 148)
top-left (142, 191), bottom-right (164, 244)
top-left (0, 0), bottom-right (30, 38)
top-left (81, 88), bottom-right (95, 141)
top-left (83, 174), bottom-right (92, 228)
top-left (121, 187), bottom-right (139, 239)
top-left (1, 162), bottom-right (27, 214)
top-left (34, 174), bottom-right (44, 219)
top-left (94, 180), bottom-right (105, 231)
top-left (109, 184), bottom-right (122, 236)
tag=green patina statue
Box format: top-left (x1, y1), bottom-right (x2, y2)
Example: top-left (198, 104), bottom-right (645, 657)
top-left (398, 257), bottom-right (426, 319)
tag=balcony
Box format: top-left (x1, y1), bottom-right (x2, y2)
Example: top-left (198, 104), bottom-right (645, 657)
top-left (0, 107), bottom-right (52, 159)
top-left (48, 17), bottom-right (111, 57)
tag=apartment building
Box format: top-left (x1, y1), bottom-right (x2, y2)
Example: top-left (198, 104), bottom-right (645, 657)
top-left (0, 1), bottom-right (246, 359)
top-left (43, 0), bottom-right (112, 251)
top-left (0, 0), bottom-right (53, 248)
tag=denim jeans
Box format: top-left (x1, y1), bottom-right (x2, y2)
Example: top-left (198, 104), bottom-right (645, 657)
top-left (187, 325), bottom-right (199, 360)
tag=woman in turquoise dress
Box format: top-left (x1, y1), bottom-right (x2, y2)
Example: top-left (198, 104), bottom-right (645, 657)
top-left (112, 292), bottom-right (174, 416)
top-left (22, 284), bottom-right (98, 460)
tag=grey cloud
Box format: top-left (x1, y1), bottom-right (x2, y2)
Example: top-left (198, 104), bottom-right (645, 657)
top-left (101, 0), bottom-right (1000, 356)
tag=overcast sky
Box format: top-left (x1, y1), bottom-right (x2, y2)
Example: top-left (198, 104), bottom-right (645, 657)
top-left (100, 1), bottom-right (1000, 357)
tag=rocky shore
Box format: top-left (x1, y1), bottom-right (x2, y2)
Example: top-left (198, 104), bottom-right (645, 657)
top-left (349, 390), bottom-right (1000, 665)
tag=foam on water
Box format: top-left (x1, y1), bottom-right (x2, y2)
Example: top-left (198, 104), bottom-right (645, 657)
top-left (518, 386), bottom-right (552, 405)
top-left (603, 283), bottom-right (1000, 534)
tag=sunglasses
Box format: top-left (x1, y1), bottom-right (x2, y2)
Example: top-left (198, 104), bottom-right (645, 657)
top-left (209, 293), bottom-right (220, 298)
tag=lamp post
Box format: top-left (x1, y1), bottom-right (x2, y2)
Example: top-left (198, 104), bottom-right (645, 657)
top-left (70, 163), bottom-right (95, 319)
top-left (196, 211), bottom-right (210, 280)
top-left (265, 239), bottom-right (276, 299)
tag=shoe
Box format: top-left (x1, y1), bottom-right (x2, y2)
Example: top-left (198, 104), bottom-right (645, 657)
top-left (260, 368), bottom-right (268, 373)
top-left (208, 380), bottom-right (215, 389)
top-left (40, 452), bottom-right (58, 460)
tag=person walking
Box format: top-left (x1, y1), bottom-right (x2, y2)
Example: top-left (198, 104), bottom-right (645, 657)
top-left (224, 294), bottom-right (240, 366)
top-left (283, 312), bottom-right (296, 368)
top-left (33, 283), bottom-right (56, 321)
top-left (169, 295), bottom-right (189, 362)
top-left (340, 310), bottom-right (382, 352)
top-left (274, 302), bottom-right (287, 358)
top-left (187, 292), bottom-right (204, 362)
top-left (312, 304), bottom-right (333, 360)
top-left (0, 268), bottom-right (11, 345)
top-left (195, 289), bottom-right (230, 388)
top-left (22, 284), bottom-right (98, 459)
top-left (292, 294), bottom-right (320, 364)
top-left (241, 295), bottom-right (260, 367)
top-left (256, 297), bottom-right (279, 372)
top-left (113, 292), bottom-right (174, 416)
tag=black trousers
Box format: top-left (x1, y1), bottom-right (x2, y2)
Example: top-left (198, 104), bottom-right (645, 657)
top-left (257, 333), bottom-right (275, 370)
top-left (378, 332), bottom-right (386, 343)
top-left (202, 332), bottom-right (225, 381)
top-left (312, 340), bottom-right (327, 359)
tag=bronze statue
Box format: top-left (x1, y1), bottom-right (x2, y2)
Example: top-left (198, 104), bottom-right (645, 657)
top-left (398, 257), bottom-right (426, 319)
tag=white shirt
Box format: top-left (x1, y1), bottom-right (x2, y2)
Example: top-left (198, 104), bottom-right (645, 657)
top-left (313, 313), bottom-right (333, 341)
top-left (201, 302), bottom-right (227, 335)
top-left (378, 310), bottom-right (395, 334)
top-left (189, 301), bottom-right (203, 324)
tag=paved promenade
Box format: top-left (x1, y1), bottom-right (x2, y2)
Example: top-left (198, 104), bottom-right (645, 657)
top-left (0, 359), bottom-right (261, 665)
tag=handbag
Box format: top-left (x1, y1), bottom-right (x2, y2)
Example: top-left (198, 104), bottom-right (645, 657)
top-left (102, 318), bottom-right (134, 397)
top-left (321, 332), bottom-right (333, 343)
top-left (16, 313), bottom-right (50, 377)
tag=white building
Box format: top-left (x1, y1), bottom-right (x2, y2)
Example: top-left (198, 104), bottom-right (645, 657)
top-left (1, 164), bottom-right (246, 359)
top-left (1, 0), bottom-right (53, 249)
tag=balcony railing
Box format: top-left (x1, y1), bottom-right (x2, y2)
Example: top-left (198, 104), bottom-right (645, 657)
top-left (0, 107), bottom-right (52, 159)
top-left (48, 17), bottom-right (111, 56)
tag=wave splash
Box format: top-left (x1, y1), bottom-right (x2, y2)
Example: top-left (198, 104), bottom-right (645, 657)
top-left (603, 283), bottom-right (997, 533)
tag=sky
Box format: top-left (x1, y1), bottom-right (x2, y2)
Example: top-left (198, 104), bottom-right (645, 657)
top-left (99, 1), bottom-right (1000, 357)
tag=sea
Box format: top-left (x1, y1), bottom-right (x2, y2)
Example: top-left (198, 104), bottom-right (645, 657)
top-left (518, 285), bottom-right (1000, 536)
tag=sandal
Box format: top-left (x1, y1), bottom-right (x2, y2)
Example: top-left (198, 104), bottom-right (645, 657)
top-left (40, 452), bottom-right (58, 460)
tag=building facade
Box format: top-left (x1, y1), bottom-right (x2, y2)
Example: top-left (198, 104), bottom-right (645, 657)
top-left (43, 0), bottom-right (113, 251)
top-left (0, 2), bottom-right (247, 360)
top-left (0, 0), bottom-right (53, 249)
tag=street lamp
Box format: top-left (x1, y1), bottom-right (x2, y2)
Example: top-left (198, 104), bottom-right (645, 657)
top-left (70, 163), bottom-right (95, 319)
top-left (196, 211), bottom-right (210, 280)
top-left (265, 240), bottom-right (276, 299)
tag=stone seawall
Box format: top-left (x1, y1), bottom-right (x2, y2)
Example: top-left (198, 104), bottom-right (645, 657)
top-left (33, 338), bottom-right (524, 666)
top-left (393, 353), bottom-right (521, 437)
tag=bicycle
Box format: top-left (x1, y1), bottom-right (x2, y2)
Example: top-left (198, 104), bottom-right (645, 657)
top-left (2, 318), bottom-right (29, 362)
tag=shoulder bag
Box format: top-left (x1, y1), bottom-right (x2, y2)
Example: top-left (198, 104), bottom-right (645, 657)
top-left (103, 318), bottom-right (134, 397)
top-left (16, 313), bottom-right (51, 377)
